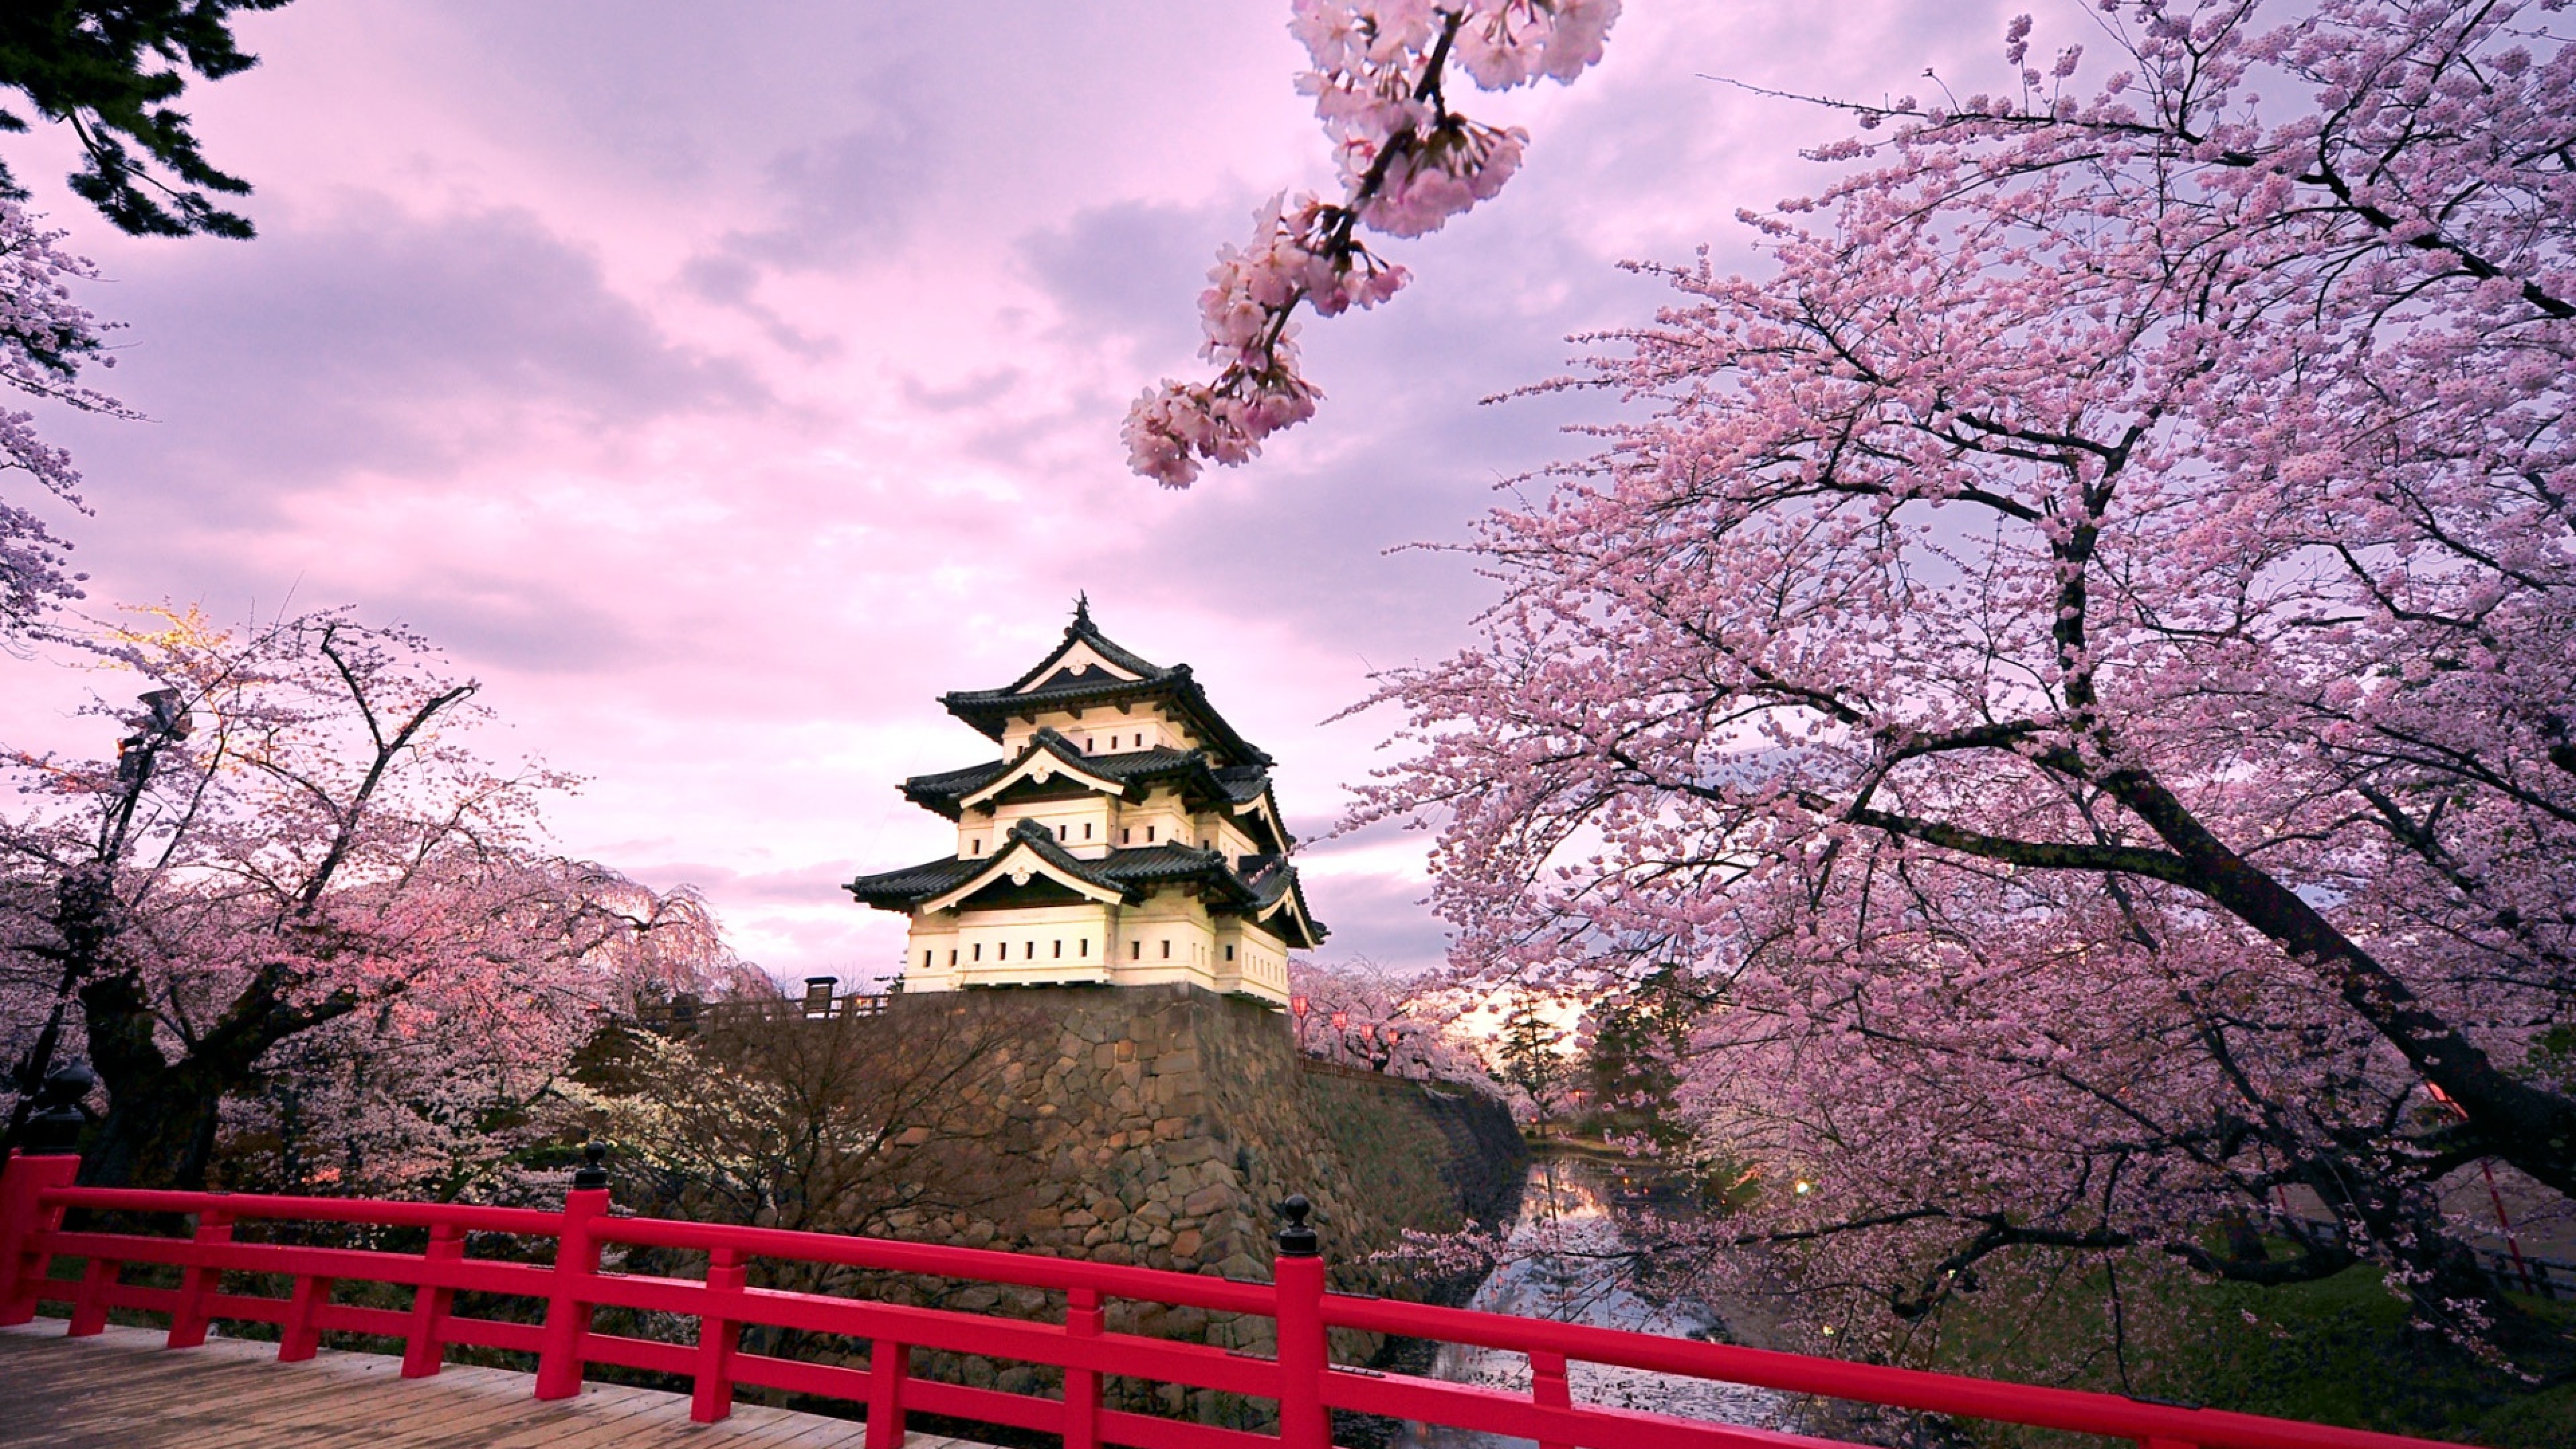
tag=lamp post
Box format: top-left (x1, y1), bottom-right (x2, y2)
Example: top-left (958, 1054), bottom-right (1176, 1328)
top-left (23, 1064), bottom-right (93, 1157)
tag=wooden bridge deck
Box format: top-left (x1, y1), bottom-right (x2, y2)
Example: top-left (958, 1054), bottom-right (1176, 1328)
top-left (0, 1320), bottom-right (981, 1448)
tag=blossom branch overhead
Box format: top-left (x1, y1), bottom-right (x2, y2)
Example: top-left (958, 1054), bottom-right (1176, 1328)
top-left (1123, 0), bottom-right (1620, 487)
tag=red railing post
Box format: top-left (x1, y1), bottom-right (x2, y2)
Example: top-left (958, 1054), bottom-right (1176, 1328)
top-left (1531, 1348), bottom-right (1573, 1449)
top-left (278, 1271), bottom-right (336, 1360)
top-left (866, 1337), bottom-right (910, 1449)
top-left (533, 1149), bottom-right (612, 1401)
top-left (66, 1252), bottom-right (119, 1336)
top-left (690, 1246), bottom-right (746, 1423)
top-left (0, 1150), bottom-right (80, 1326)
top-left (1063, 1285), bottom-right (1103, 1449)
top-left (0, 1161), bottom-right (2492, 1449)
top-left (1273, 1194), bottom-right (1329, 1449)
top-left (401, 1221), bottom-right (464, 1377)
top-left (167, 1205), bottom-right (233, 1348)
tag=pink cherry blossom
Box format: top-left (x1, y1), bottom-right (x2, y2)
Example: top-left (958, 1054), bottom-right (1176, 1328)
top-left (1126, 2), bottom-right (1619, 486)
top-left (0, 201), bottom-right (125, 633)
top-left (0, 607), bottom-right (746, 1191)
top-left (1345, 0), bottom-right (2576, 1351)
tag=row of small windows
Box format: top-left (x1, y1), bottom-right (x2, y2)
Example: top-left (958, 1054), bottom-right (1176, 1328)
top-left (969, 821), bottom-right (1181, 854)
top-left (923, 937), bottom-right (1267, 975)
top-left (967, 812), bottom-right (1265, 858)
top-left (932, 938), bottom-right (1095, 966)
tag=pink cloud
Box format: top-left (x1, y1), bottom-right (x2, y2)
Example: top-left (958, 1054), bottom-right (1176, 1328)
top-left (0, 0), bottom-right (2029, 981)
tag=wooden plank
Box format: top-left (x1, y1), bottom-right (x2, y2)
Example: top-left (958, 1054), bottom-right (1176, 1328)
top-left (1, 1322), bottom-right (1009, 1448)
top-left (6, 1340), bottom-right (388, 1448)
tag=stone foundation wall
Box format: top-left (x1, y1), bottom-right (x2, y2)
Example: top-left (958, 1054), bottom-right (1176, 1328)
top-left (865, 983), bottom-right (1523, 1419)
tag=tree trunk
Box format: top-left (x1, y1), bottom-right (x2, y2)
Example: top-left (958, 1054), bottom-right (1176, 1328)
top-left (78, 1066), bottom-right (225, 1189)
top-left (72, 957), bottom-right (358, 1188)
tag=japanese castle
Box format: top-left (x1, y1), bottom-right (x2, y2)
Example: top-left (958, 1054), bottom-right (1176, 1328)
top-left (845, 601), bottom-right (1324, 1005)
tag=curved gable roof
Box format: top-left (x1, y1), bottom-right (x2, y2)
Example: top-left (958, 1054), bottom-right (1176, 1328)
top-left (955, 730), bottom-right (1130, 811)
top-left (916, 819), bottom-right (1131, 915)
top-left (939, 605), bottom-right (1272, 767)
top-left (847, 818), bottom-right (1328, 945)
top-left (991, 597), bottom-right (1169, 694)
top-left (906, 730), bottom-right (1273, 820)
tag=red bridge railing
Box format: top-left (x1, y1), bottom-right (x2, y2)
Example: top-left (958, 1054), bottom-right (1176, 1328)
top-left (0, 1147), bottom-right (2456, 1449)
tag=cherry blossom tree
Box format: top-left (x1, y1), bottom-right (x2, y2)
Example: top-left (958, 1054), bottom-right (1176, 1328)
top-left (0, 607), bottom-right (735, 1191)
top-left (1289, 957), bottom-right (1501, 1091)
top-left (1124, 0), bottom-right (1620, 486)
top-left (223, 877), bottom-right (748, 1201)
top-left (563, 1001), bottom-right (1054, 1253)
top-left (1345, 0), bottom-right (2576, 1344)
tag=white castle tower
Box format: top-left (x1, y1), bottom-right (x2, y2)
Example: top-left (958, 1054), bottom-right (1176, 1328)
top-left (845, 600), bottom-right (1324, 1004)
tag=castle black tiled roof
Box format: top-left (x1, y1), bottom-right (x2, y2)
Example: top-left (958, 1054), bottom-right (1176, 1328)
top-left (841, 853), bottom-right (984, 904)
top-left (900, 729), bottom-right (1281, 834)
top-left (845, 818), bottom-right (1326, 946)
top-left (1238, 852), bottom-right (1324, 939)
top-left (993, 598), bottom-right (1165, 690)
top-left (897, 760), bottom-right (1010, 814)
top-left (939, 610), bottom-right (1271, 767)
top-left (1212, 764), bottom-right (1273, 805)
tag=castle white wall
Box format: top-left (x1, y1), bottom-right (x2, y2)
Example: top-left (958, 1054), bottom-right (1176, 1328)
top-left (897, 691), bottom-right (1292, 1006)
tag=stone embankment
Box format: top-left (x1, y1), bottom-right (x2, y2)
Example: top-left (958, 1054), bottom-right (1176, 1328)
top-left (865, 983), bottom-right (1524, 1419)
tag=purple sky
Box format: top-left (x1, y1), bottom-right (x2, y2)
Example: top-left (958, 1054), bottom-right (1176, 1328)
top-left (0, 1), bottom-right (2021, 986)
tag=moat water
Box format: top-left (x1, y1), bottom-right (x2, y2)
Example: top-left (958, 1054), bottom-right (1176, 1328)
top-left (1391, 1155), bottom-right (1786, 1448)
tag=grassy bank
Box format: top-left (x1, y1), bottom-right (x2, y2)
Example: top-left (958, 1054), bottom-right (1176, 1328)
top-left (1909, 1263), bottom-right (2576, 1447)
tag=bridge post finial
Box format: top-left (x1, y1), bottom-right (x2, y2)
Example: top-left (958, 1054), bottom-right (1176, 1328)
top-left (1271, 1192), bottom-right (1328, 1449)
top-left (1273, 1193), bottom-right (1318, 1258)
top-left (537, 1142), bottom-right (612, 1399)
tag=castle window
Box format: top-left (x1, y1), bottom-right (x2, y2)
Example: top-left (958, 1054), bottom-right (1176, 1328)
top-left (972, 838), bottom-right (983, 855)
top-left (1083, 822), bottom-right (1093, 840)
top-left (1145, 825), bottom-right (1157, 843)
top-left (1161, 939), bottom-right (1171, 959)
top-left (1053, 939), bottom-right (1063, 958)
top-left (1057, 824), bottom-right (1066, 841)
top-left (1026, 941), bottom-right (1036, 959)
top-left (923, 950), bottom-right (933, 968)
top-left (973, 943), bottom-right (982, 961)
top-left (1084, 737), bottom-right (1093, 751)
top-left (1121, 827), bottom-right (1132, 844)
top-left (1225, 945), bottom-right (1236, 962)
top-left (1080, 938), bottom-right (1089, 956)
top-left (949, 949), bottom-right (957, 965)
top-left (1130, 941), bottom-right (1140, 960)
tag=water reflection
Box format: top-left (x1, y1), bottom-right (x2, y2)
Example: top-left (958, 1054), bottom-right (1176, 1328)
top-left (1393, 1157), bottom-right (1784, 1449)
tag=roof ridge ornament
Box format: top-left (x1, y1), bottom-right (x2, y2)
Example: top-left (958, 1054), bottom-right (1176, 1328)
top-left (1072, 592), bottom-right (1092, 633)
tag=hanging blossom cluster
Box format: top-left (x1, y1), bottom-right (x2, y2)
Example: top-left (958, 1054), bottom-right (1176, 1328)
top-left (1123, 0), bottom-right (1619, 486)
top-left (0, 199), bottom-right (122, 631)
